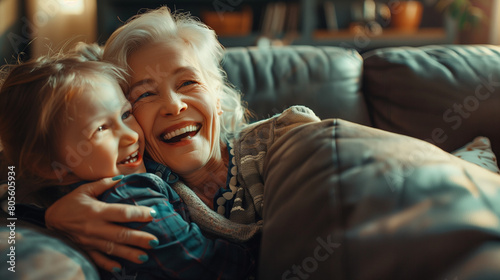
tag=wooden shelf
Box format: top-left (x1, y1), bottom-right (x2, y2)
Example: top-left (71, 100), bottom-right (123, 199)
top-left (304, 26), bottom-right (455, 51)
top-left (314, 27), bottom-right (447, 41)
top-left (95, 0), bottom-right (455, 50)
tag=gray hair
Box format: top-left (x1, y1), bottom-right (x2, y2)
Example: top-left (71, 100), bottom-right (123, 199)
top-left (102, 7), bottom-right (248, 143)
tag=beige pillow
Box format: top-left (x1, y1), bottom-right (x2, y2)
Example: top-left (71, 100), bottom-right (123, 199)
top-left (452, 136), bottom-right (500, 174)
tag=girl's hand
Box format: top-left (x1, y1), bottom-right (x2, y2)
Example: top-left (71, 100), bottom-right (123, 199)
top-left (45, 177), bottom-right (158, 272)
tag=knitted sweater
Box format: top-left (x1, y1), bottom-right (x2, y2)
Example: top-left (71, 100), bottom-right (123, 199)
top-left (230, 106), bottom-right (320, 224)
top-left (172, 106), bottom-right (320, 241)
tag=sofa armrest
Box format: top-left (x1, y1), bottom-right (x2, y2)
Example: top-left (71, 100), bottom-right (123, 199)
top-left (0, 209), bottom-right (100, 279)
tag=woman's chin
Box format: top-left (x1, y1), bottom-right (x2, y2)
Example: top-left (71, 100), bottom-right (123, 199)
top-left (152, 134), bottom-right (214, 173)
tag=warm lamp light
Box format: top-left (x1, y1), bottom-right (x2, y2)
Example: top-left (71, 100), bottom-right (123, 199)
top-left (58, 0), bottom-right (85, 15)
top-left (492, 1), bottom-right (500, 45)
top-left (27, 0), bottom-right (97, 57)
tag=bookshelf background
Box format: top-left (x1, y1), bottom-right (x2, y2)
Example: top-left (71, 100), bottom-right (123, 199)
top-left (96, 0), bottom-right (454, 52)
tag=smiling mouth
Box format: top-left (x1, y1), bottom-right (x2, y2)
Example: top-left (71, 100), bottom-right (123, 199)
top-left (118, 151), bottom-right (139, 164)
top-left (161, 124), bottom-right (201, 143)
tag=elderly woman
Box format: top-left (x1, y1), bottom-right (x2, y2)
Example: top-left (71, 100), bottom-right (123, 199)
top-left (45, 6), bottom-right (319, 274)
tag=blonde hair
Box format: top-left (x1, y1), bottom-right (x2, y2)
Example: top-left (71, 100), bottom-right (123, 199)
top-left (0, 47), bottom-right (127, 186)
top-left (103, 6), bottom-right (249, 143)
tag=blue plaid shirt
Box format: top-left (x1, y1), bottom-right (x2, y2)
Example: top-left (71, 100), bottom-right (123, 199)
top-left (95, 158), bottom-right (257, 279)
top-left (11, 157), bottom-right (257, 279)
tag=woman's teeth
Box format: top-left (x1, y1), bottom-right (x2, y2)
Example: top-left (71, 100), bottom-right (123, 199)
top-left (121, 151), bottom-right (139, 164)
top-left (163, 125), bottom-right (199, 141)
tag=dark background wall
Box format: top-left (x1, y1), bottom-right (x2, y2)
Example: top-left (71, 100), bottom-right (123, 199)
top-left (2, 0), bottom-right (496, 67)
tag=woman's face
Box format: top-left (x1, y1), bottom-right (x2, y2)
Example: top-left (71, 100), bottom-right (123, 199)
top-left (127, 41), bottom-right (222, 176)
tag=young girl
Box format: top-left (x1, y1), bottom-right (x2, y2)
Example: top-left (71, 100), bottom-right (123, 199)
top-left (0, 48), bottom-right (256, 279)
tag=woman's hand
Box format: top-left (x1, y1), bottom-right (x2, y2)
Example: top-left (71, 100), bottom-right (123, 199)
top-left (45, 176), bottom-right (158, 272)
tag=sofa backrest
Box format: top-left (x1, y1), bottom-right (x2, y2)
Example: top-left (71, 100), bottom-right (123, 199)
top-left (222, 46), bottom-right (372, 126)
top-left (363, 45), bottom-right (500, 154)
top-left (222, 45), bottom-right (500, 155)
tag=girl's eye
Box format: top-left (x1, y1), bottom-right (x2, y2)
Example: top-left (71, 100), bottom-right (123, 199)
top-left (121, 110), bottom-right (132, 120)
top-left (96, 125), bottom-right (108, 133)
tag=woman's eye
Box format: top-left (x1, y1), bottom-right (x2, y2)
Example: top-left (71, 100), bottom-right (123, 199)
top-left (181, 80), bottom-right (196, 87)
top-left (121, 110), bottom-right (132, 120)
top-left (136, 92), bottom-right (154, 102)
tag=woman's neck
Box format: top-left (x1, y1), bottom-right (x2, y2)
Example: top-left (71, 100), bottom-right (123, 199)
top-left (181, 143), bottom-right (229, 209)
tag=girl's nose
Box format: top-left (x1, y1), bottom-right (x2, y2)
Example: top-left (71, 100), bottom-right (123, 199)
top-left (120, 124), bottom-right (139, 146)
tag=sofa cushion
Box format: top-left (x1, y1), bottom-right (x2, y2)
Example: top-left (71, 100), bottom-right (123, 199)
top-left (363, 45), bottom-right (500, 155)
top-left (222, 46), bottom-right (372, 126)
top-left (259, 118), bottom-right (500, 279)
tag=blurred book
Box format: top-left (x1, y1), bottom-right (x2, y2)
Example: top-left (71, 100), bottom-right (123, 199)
top-left (261, 2), bottom-right (287, 37)
top-left (285, 2), bottom-right (299, 34)
top-left (324, 1), bottom-right (338, 31)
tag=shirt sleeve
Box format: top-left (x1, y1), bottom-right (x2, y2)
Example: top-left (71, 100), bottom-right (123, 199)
top-left (99, 173), bottom-right (256, 280)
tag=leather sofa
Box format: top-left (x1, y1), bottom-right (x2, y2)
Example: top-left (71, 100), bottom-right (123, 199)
top-left (223, 45), bottom-right (500, 280)
top-left (2, 44), bottom-right (500, 279)
top-left (223, 44), bottom-right (500, 155)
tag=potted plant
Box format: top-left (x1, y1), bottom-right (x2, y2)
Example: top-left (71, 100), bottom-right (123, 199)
top-left (435, 0), bottom-right (486, 31)
top-left (435, 0), bottom-right (490, 43)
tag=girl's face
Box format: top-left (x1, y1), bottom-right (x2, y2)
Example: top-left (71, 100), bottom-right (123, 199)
top-left (127, 41), bottom-right (222, 176)
top-left (58, 76), bottom-right (146, 181)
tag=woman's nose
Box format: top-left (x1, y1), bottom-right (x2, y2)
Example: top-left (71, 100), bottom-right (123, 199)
top-left (160, 91), bottom-right (187, 116)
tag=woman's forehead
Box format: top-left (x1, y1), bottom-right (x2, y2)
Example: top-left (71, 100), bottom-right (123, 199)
top-left (128, 41), bottom-right (202, 79)
top-left (129, 40), bottom-right (193, 64)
